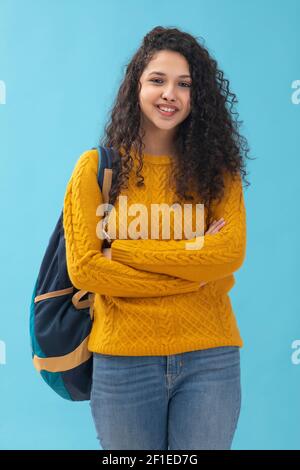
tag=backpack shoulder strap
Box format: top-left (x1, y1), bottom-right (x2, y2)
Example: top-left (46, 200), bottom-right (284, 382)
top-left (90, 145), bottom-right (120, 204)
top-left (97, 145), bottom-right (111, 189)
top-left (98, 146), bottom-right (120, 204)
top-left (93, 145), bottom-right (121, 247)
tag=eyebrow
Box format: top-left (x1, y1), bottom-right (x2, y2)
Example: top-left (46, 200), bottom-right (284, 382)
top-left (147, 71), bottom-right (191, 79)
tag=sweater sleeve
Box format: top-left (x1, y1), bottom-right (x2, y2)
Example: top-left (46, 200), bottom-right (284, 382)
top-left (62, 149), bottom-right (203, 297)
top-left (111, 172), bottom-right (247, 283)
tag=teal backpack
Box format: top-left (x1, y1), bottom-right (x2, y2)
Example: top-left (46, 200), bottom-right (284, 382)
top-left (30, 145), bottom-right (120, 401)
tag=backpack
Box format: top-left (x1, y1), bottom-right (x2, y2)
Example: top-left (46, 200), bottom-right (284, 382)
top-left (30, 145), bottom-right (120, 401)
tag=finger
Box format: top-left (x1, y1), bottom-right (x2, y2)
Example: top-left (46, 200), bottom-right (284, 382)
top-left (215, 220), bottom-right (225, 229)
top-left (206, 220), bottom-right (221, 234)
top-left (213, 219), bottom-right (224, 226)
top-left (210, 221), bottom-right (226, 234)
top-left (210, 219), bottom-right (222, 229)
top-left (206, 220), bottom-right (217, 232)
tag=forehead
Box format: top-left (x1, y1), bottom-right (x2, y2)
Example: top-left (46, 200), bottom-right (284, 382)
top-left (142, 50), bottom-right (190, 77)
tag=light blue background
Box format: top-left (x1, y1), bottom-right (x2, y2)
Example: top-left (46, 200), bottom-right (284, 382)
top-left (0, 0), bottom-right (299, 450)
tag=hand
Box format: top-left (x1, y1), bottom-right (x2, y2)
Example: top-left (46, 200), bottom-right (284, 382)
top-left (199, 281), bottom-right (207, 288)
top-left (102, 248), bottom-right (112, 260)
top-left (205, 218), bottom-right (226, 236)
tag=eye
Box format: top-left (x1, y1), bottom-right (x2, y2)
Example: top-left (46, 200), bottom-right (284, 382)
top-left (149, 78), bottom-right (192, 88)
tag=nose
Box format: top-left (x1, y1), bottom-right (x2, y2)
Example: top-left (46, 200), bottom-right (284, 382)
top-left (161, 84), bottom-right (178, 102)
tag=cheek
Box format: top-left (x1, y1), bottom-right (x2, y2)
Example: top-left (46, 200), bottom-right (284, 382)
top-left (184, 97), bottom-right (191, 114)
top-left (185, 93), bottom-right (191, 107)
top-left (140, 86), bottom-right (160, 106)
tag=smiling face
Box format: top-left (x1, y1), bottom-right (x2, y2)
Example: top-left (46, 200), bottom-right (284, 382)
top-left (138, 50), bottom-right (192, 138)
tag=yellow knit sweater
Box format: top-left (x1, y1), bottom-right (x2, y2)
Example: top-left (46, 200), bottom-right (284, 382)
top-left (63, 147), bottom-right (247, 356)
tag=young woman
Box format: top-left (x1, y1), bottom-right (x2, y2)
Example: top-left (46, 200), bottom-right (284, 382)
top-left (63, 26), bottom-right (252, 450)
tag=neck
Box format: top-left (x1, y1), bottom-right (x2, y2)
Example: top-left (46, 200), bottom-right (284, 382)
top-left (138, 117), bottom-right (178, 157)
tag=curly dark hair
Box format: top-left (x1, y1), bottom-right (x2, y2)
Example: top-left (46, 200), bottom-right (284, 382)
top-left (98, 26), bottom-right (254, 228)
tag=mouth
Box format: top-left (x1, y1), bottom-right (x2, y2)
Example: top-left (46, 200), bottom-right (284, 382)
top-left (155, 105), bottom-right (179, 117)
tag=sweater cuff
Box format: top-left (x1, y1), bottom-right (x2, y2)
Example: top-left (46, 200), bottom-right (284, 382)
top-left (111, 239), bottom-right (137, 265)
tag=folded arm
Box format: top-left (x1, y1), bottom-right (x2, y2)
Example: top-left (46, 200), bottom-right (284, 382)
top-left (111, 172), bottom-right (247, 283)
top-left (63, 150), bottom-right (202, 297)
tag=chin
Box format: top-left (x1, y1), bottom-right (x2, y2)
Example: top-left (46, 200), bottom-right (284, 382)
top-left (152, 117), bottom-right (179, 129)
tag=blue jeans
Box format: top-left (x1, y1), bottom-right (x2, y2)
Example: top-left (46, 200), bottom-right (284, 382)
top-left (89, 346), bottom-right (241, 450)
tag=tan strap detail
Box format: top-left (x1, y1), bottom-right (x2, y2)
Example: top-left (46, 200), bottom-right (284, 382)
top-left (33, 336), bottom-right (92, 373)
top-left (89, 293), bottom-right (96, 320)
top-left (72, 289), bottom-right (94, 309)
top-left (35, 286), bottom-right (95, 314)
top-left (100, 168), bottom-right (113, 243)
top-left (34, 287), bottom-right (74, 303)
top-left (102, 168), bottom-right (112, 204)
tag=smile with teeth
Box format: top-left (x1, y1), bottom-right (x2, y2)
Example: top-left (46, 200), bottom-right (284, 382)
top-left (156, 105), bottom-right (178, 116)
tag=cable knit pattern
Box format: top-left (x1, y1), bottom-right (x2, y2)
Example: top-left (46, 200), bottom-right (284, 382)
top-left (63, 148), bottom-right (247, 356)
top-left (112, 169), bottom-right (246, 283)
